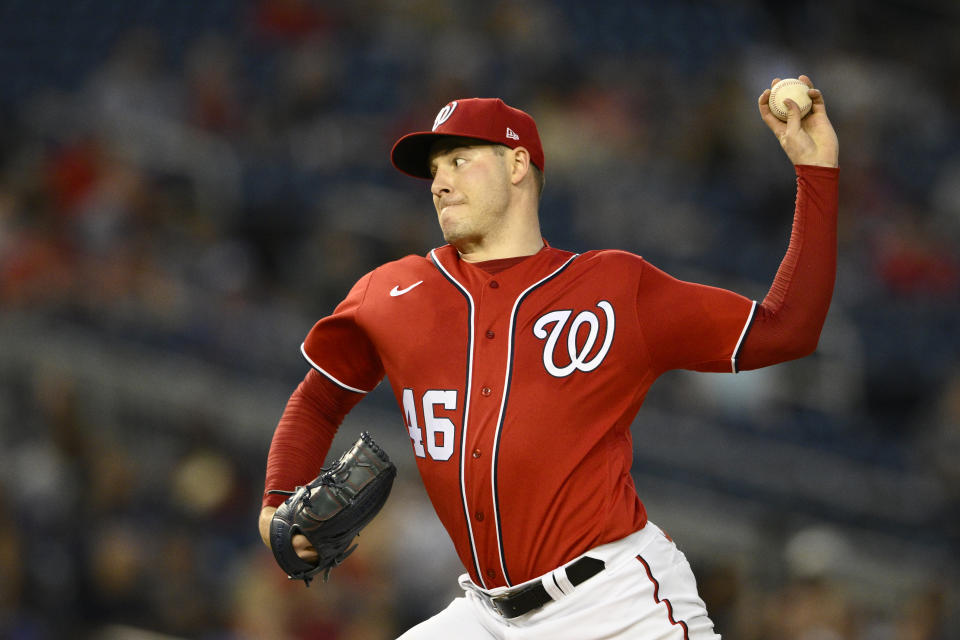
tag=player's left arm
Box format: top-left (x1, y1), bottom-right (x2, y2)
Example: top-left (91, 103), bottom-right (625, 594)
top-left (736, 75), bottom-right (840, 370)
top-left (640, 77), bottom-right (839, 374)
top-left (640, 163), bottom-right (837, 374)
top-left (734, 163), bottom-right (837, 370)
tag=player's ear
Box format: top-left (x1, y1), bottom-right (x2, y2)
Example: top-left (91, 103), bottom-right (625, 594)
top-left (508, 146), bottom-right (531, 187)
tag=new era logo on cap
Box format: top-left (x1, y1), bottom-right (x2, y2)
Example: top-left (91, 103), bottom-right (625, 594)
top-left (391, 98), bottom-right (544, 179)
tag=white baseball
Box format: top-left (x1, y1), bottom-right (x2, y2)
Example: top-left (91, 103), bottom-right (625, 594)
top-left (769, 78), bottom-right (813, 121)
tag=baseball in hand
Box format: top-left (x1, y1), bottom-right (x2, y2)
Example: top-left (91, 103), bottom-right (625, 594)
top-left (768, 78), bottom-right (813, 121)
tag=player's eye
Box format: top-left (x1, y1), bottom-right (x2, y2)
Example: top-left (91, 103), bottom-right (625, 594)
top-left (454, 157), bottom-right (467, 167)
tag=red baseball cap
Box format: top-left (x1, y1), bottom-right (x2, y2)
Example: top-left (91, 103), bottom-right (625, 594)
top-left (391, 98), bottom-right (544, 179)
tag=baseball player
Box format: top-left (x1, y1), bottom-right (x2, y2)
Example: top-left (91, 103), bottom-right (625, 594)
top-left (259, 75), bottom-right (839, 638)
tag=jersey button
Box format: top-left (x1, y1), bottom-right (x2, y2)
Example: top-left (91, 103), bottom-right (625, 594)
top-left (472, 449), bottom-right (482, 458)
top-left (475, 511), bottom-right (484, 521)
top-left (486, 569), bottom-right (496, 579)
top-left (485, 330), bottom-right (495, 339)
top-left (489, 280), bottom-right (499, 289)
top-left (480, 386), bottom-right (492, 397)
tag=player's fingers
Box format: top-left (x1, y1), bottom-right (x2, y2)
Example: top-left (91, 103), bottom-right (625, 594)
top-left (758, 89), bottom-right (784, 127)
top-left (806, 88), bottom-right (830, 119)
top-left (797, 75), bottom-right (827, 114)
top-left (758, 90), bottom-right (772, 117)
top-left (783, 98), bottom-right (804, 134)
top-left (758, 88), bottom-right (781, 117)
top-left (770, 77), bottom-right (782, 89)
top-left (293, 533), bottom-right (319, 562)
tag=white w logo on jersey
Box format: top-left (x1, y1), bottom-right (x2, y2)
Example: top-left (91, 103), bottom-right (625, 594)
top-left (532, 301), bottom-right (615, 378)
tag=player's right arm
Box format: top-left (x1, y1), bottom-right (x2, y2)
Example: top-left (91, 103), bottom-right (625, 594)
top-left (258, 270), bottom-right (384, 555)
top-left (258, 368), bottom-right (365, 551)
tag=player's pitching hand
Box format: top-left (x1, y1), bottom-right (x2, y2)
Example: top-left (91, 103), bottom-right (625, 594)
top-left (759, 75), bottom-right (838, 168)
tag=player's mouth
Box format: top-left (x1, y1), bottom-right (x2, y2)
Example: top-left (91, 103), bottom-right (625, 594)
top-left (439, 200), bottom-right (466, 215)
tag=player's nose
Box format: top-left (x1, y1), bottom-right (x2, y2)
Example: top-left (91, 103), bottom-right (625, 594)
top-left (431, 168), bottom-right (452, 198)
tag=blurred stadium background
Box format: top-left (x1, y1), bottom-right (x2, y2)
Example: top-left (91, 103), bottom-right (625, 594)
top-left (1, 0), bottom-right (958, 638)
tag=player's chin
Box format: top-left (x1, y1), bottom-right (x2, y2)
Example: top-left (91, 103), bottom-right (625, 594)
top-left (441, 227), bottom-right (464, 245)
top-left (438, 205), bottom-right (463, 227)
top-left (440, 225), bottom-right (478, 248)
top-left (439, 217), bottom-right (465, 240)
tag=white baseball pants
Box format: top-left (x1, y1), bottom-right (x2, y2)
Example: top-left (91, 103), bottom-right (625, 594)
top-left (397, 522), bottom-right (721, 639)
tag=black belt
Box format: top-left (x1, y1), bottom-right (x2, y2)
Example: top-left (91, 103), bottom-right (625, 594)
top-left (488, 556), bottom-right (605, 619)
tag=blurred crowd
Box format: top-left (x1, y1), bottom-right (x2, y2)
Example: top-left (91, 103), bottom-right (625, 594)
top-left (1, 0), bottom-right (958, 638)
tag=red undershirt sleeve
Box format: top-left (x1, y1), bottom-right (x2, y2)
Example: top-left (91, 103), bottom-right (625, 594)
top-left (637, 164), bottom-right (838, 375)
top-left (261, 368), bottom-right (366, 509)
top-left (735, 164), bottom-right (839, 371)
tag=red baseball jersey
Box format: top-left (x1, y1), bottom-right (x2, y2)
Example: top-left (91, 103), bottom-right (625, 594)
top-left (266, 164), bottom-right (837, 594)
top-left (301, 244), bottom-right (755, 589)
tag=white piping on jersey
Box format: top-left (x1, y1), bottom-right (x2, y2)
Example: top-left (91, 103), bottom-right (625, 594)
top-left (730, 300), bottom-right (758, 374)
top-left (300, 343), bottom-right (370, 394)
top-left (429, 249), bottom-right (486, 588)
top-left (491, 253), bottom-right (579, 587)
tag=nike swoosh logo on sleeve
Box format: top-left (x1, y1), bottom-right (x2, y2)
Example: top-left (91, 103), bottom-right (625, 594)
top-left (389, 281), bottom-right (424, 297)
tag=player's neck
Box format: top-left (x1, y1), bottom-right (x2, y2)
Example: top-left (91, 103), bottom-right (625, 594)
top-left (458, 242), bottom-right (544, 263)
top-left (456, 224), bottom-right (543, 263)
top-left (457, 197), bottom-right (542, 262)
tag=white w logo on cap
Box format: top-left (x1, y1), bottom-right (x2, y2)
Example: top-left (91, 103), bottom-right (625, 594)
top-left (433, 101), bottom-right (458, 131)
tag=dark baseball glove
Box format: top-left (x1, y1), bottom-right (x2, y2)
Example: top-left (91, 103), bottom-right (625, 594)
top-left (268, 431), bottom-right (397, 586)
